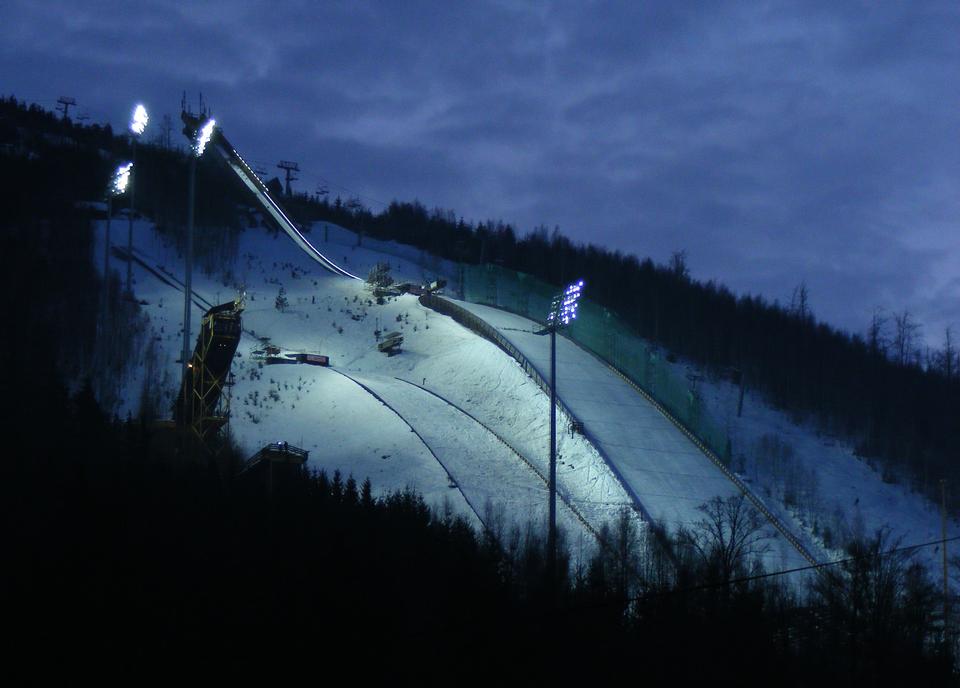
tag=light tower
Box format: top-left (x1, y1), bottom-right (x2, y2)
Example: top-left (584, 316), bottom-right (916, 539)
top-left (180, 115), bottom-right (217, 427)
top-left (100, 162), bottom-right (133, 349)
top-left (536, 279), bottom-right (584, 592)
top-left (104, 162), bottom-right (133, 286)
top-left (126, 103), bottom-right (149, 294)
top-left (277, 160), bottom-right (299, 196)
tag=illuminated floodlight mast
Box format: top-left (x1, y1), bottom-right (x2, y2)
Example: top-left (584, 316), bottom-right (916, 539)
top-left (194, 118), bottom-right (217, 156)
top-left (547, 279), bottom-right (584, 328)
top-left (100, 160), bottom-right (133, 361)
top-left (181, 115), bottom-right (217, 429)
top-left (127, 104), bottom-right (148, 293)
top-left (110, 161), bottom-right (133, 196)
top-left (104, 161), bottom-right (133, 283)
top-left (541, 278), bottom-right (585, 597)
top-left (130, 103), bottom-right (149, 135)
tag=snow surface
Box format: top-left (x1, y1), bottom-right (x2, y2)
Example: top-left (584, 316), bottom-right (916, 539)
top-left (667, 356), bottom-right (960, 582)
top-left (338, 370), bottom-right (593, 549)
top-left (98, 218), bottom-right (636, 561)
top-left (94, 215), bottom-right (957, 585)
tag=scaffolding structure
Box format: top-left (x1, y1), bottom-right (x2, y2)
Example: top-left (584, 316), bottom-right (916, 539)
top-left (174, 296), bottom-right (244, 447)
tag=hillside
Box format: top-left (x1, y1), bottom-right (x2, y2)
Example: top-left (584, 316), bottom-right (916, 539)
top-left (95, 210), bottom-right (956, 586)
top-left (2, 94), bottom-right (955, 584)
top-left (107, 217), bottom-right (642, 561)
top-left (4, 91), bottom-right (956, 515)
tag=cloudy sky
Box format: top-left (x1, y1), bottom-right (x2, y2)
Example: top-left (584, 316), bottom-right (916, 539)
top-left (2, 1), bottom-right (958, 346)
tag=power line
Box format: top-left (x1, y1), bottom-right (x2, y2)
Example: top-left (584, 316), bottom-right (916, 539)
top-left (314, 175), bottom-right (391, 210)
top-left (277, 160), bottom-right (299, 196)
top-left (626, 533), bottom-right (960, 602)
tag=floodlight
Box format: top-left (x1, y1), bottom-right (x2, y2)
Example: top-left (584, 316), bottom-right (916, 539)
top-left (547, 279), bottom-right (584, 328)
top-left (126, 104), bottom-right (147, 294)
top-left (181, 116), bottom-right (216, 414)
top-left (130, 104), bottom-right (149, 136)
top-left (194, 117), bottom-right (217, 156)
top-left (110, 161), bottom-right (133, 196)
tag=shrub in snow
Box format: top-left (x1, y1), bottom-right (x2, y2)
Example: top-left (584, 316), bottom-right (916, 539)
top-left (366, 261), bottom-right (392, 289)
top-left (275, 287), bottom-right (289, 312)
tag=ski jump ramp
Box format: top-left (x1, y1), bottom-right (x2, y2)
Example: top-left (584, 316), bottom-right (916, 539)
top-left (181, 112), bottom-right (361, 281)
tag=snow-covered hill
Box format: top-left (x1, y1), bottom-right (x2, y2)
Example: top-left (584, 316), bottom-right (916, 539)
top-left (95, 216), bottom-right (957, 584)
top-left (102, 218), bottom-right (640, 563)
top-left (668, 354), bottom-right (959, 582)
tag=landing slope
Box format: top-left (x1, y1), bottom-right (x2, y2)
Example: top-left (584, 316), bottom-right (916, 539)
top-left (454, 299), bottom-right (812, 572)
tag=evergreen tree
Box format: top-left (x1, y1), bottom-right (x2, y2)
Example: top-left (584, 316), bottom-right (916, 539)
top-left (275, 286), bottom-right (288, 312)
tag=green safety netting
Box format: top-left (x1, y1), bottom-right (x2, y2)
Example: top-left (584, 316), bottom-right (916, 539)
top-left (458, 263), bottom-right (731, 464)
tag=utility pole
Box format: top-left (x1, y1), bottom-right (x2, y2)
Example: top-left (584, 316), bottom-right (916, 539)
top-left (127, 139), bottom-right (136, 294)
top-left (103, 163), bottom-right (133, 315)
top-left (98, 191), bottom-right (113, 400)
top-left (179, 112), bottom-right (216, 433)
top-left (56, 96), bottom-right (76, 121)
top-left (942, 479), bottom-right (950, 636)
top-left (736, 368), bottom-right (746, 418)
top-left (160, 114), bottom-right (173, 149)
top-left (277, 160), bottom-right (299, 196)
top-left (103, 193), bottom-right (113, 339)
top-left (548, 324), bottom-right (557, 585)
top-left (181, 153), bottom-right (196, 426)
top-left (100, 162), bottom-right (132, 397)
top-left (127, 104), bottom-right (148, 295)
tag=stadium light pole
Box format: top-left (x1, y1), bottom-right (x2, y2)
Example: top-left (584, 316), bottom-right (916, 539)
top-left (97, 161), bottom-right (132, 394)
top-left (103, 162), bottom-right (133, 320)
top-left (126, 104), bottom-right (148, 294)
top-left (180, 116), bottom-right (217, 427)
top-left (536, 279), bottom-right (584, 594)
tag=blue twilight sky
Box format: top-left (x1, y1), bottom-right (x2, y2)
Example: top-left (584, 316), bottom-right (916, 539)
top-left (2, 1), bottom-right (958, 347)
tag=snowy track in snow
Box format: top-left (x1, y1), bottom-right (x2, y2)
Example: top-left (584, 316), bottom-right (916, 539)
top-left (337, 370), bottom-right (596, 549)
top-left (392, 376), bottom-right (603, 540)
top-left (330, 368), bottom-right (486, 530)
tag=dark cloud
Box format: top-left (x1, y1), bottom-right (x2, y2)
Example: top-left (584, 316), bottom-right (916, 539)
top-left (1, 0), bottom-right (958, 345)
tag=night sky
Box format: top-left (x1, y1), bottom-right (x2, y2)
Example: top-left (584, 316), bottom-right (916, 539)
top-left (3, 1), bottom-right (958, 347)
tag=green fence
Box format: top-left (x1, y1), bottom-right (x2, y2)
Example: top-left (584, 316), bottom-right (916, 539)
top-left (459, 263), bottom-right (731, 464)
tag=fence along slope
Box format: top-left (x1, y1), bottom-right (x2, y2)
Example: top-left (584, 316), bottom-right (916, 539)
top-left (428, 268), bottom-right (819, 567)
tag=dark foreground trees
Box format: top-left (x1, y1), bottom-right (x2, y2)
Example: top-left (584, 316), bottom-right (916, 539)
top-left (6, 384), bottom-right (955, 685)
top-left (678, 493), bottom-right (771, 585)
top-left (804, 528), bottom-right (949, 682)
